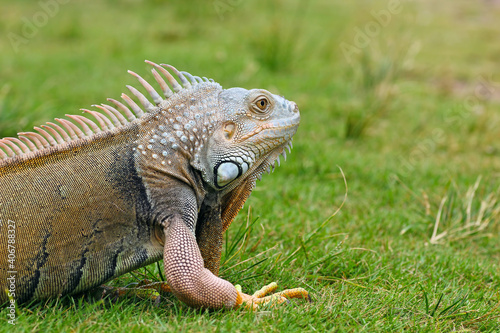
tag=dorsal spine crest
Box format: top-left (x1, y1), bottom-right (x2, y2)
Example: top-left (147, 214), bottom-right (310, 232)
top-left (0, 61), bottom-right (218, 166)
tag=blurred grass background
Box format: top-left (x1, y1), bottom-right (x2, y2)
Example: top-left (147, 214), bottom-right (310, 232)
top-left (1, 0), bottom-right (500, 331)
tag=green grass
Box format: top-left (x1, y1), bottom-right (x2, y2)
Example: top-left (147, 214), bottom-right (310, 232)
top-left (1, 0), bottom-right (500, 331)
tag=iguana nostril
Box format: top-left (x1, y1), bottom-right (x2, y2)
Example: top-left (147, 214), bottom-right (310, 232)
top-left (290, 102), bottom-right (299, 113)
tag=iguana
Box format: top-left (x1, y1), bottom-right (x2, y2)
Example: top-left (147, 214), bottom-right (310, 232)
top-left (0, 61), bottom-right (307, 309)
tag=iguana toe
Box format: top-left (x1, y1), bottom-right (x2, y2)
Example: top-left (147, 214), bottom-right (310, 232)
top-left (235, 282), bottom-right (310, 310)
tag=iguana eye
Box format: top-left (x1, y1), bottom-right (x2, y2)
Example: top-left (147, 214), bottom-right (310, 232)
top-left (255, 98), bottom-right (268, 111)
top-left (248, 92), bottom-right (273, 118)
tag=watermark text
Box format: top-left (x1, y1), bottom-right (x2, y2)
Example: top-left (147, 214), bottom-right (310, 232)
top-left (7, 0), bottom-right (71, 53)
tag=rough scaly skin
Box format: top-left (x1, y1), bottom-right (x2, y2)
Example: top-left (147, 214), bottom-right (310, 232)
top-left (0, 61), bottom-right (303, 309)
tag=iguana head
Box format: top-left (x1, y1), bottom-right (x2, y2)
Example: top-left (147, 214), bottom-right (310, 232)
top-left (193, 87), bottom-right (300, 192)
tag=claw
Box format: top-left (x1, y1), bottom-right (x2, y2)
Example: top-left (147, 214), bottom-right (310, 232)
top-left (252, 282), bottom-right (278, 298)
top-left (236, 282), bottom-right (309, 310)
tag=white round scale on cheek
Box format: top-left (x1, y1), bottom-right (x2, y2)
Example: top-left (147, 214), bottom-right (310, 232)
top-left (216, 162), bottom-right (240, 187)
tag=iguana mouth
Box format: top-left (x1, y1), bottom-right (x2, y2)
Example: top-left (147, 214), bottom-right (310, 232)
top-left (237, 115), bottom-right (300, 142)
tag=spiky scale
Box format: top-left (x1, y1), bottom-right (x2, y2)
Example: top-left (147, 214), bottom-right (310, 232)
top-left (45, 122), bottom-right (71, 142)
top-left (127, 70), bottom-right (163, 105)
top-left (34, 127), bottom-right (58, 146)
top-left (121, 93), bottom-right (145, 117)
top-left (0, 140), bottom-right (16, 156)
top-left (5, 137), bottom-right (30, 153)
top-left (40, 125), bottom-right (65, 144)
top-left (66, 114), bottom-right (96, 135)
top-left (94, 104), bottom-right (123, 127)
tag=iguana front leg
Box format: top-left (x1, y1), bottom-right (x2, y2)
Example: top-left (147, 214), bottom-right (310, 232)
top-left (163, 214), bottom-right (240, 308)
top-left (163, 214), bottom-right (310, 309)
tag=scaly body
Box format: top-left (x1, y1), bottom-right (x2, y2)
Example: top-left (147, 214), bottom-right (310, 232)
top-left (0, 61), bottom-right (305, 309)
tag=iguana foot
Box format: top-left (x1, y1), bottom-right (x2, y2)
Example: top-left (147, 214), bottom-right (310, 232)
top-left (99, 280), bottom-right (172, 305)
top-left (235, 282), bottom-right (310, 310)
top-left (135, 280), bottom-right (172, 293)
